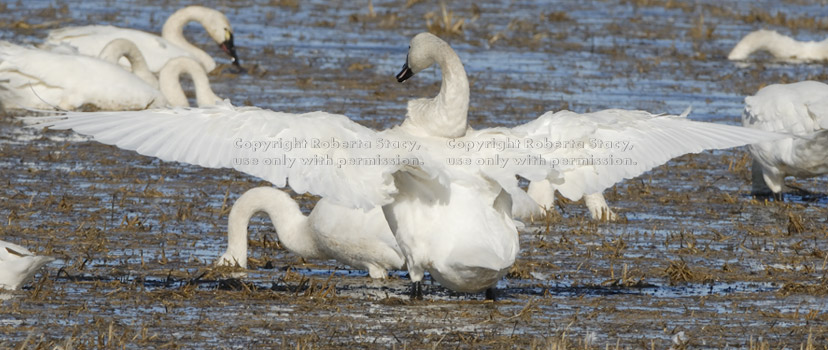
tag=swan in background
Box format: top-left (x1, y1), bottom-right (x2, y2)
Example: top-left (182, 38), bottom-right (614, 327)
top-left (0, 40), bottom-right (167, 111)
top-left (158, 57), bottom-right (222, 107)
top-left (742, 81), bottom-right (828, 199)
top-left (99, 40), bottom-right (222, 107)
top-left (45, 5), bottom-right (240, 72)
top-left (0, 240), bottom-right (54, 290)
top-left (99, 42), bottom-right (221, 107)
top-left (217, 187), bottom-right (404, 279)
top-left (98, 41), bottom-right (222, 107)
top-left (98, 38), bottom-right (159, 88)
top-left (728, 29), bottom-right (828, 61)
top-left (31, 33), bottom-right (784, 300)
top-left (0, 40), bottom-right (220, 111)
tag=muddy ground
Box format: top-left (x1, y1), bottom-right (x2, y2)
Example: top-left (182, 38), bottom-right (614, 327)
top-left (1, 0), bottom-right (828, 348)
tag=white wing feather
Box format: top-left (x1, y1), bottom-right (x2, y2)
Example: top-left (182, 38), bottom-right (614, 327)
top-left (29, 105), bottom-right (784, 210)
top-left (486, 109), bottom-right (784, 200)
top-left (31, 104), bottom-right (409, 209)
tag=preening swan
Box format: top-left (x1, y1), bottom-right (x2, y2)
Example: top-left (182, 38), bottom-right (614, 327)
top-left (0, 41), bottom-right (167, 111)
top-left (742, 80), bottom-right (828, 198)
top-left (0, 240), bottom-right (54, 290)
top-left (45, 5), bottom-right (240, 72)
top-left (728, 29), bottom-right (828, 61)
top-left (217, 187), bottom-right (404, 279)
top-left (31, 33), bottom-right (784, 300)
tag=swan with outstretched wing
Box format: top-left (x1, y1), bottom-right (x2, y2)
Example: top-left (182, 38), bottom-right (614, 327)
top-left (29, 33), bottom-right (784, 300)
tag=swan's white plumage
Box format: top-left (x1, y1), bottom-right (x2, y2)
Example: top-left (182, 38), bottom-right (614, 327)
top-left (728, 29), bottom-right (828, 61)
top-left (742, 81), bottom-right (828, 194)
top-left (97, 38), bottom-right (159, 88)
top-left (158, 57), bottom-right (222, 107)
top-left (45, 6), bottom-right (235, 72)
top-left (29, 32), bottom-right (786, 295)
top-left (217, 187), bottom-right (404, 278)
top-left (513, 109), bottom-right (783, 200)
top-left (0, 240), bottom-right (54, 290)
top-left (0, 41), bottom-right (167, 110)
top-left (36, 104), bottom-right (407, 209)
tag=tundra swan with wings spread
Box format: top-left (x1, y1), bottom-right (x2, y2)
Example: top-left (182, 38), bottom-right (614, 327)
top-left (31, 33), bottom-right (783, 299)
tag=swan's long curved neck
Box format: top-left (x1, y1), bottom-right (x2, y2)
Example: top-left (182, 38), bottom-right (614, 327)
top-left (98, 39), bottom-right (159, 88)
top-left (159, 57), bottom-right (221, 107)
top-left (729, 30), bottom-right (828, 60)
top-left (161, 6), bottom-right (214, 69)
top-left (225, 187), bottom-right (324, 266)
top-left (403, 47), bottom-right (469, 138)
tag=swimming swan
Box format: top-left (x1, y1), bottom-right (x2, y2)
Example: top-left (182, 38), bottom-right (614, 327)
top-left (217, 186), bottom-right (404, 279)
top-left (0, 240), bottom-right (54, 290)
top-left (728, 29), bottom-right (828, 61)
top-left (45, 5), bottom-right (240, 72)
top-left (742, 80), bottom-right (828, 198)
top-left (31, 33), bottom-right (784, 300)
top-left (0, 40), bottom-right (167, 110)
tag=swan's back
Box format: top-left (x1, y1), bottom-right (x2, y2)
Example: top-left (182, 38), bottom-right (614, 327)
top-left (744, 81), bottom-right (828, 134)
top-left (309, 199), bottom-right (404, 277)
top-left (743, 81), bottom-right (828, 186)
top-left (45, 25), bottom-right (199, 72)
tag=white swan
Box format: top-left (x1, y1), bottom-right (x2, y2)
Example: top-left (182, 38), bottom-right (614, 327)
top-left (31, 33), bottom-right (784, 300)
top-left (97, 40), bottom-right (222, 107)
top-left (742, 80), bottom-right (828, 198)
top-left (44, 5), bottom-right (240, 72)
top-left (217, 187), bottom-right (404, 279)
top-left (728, 29), bottom-right (828, 61)
top-left (98, 39), bottom-right (159, 88)
top-left (0, 40), bottom-right (220, 111)
top-left (0, 240), bottom-right (54, 290)
top-left (157, 57), bottom-right (223, 108)
top-left (99, 41), bottom-right (221, 108)
top-left (0, 40), bottom-right (167, 111)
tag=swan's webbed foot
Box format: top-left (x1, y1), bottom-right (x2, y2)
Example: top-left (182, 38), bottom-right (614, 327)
top-left (410, 281), bottom-right (423, 300)
top-left (485, 287), bottom-right (497, 301)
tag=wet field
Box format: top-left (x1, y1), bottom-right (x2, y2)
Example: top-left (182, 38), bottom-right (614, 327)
top-left (1, 0), bottom-right (828, 348)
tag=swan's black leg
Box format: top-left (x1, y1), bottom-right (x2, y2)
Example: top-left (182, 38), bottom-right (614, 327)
top-left (410, 281), bottom-right (423, 300)
top-left (485, 287), bottom-right (497, 301)
top-left (772, 191), bottom-right (784, 202)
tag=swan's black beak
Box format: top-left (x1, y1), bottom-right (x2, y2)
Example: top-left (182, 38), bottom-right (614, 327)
top-left (220, 32), bottom-right (241, 68)
top-left (396, 62), bottom-right (414, 82)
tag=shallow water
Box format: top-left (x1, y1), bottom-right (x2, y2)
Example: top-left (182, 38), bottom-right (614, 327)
top-left (2, 0), bottom-right (828, 348)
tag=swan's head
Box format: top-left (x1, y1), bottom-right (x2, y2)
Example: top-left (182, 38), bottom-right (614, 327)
top-left (218, 30), bottom-right (240, 68)
top-left (196, 6), bottom-right (240, 67)
top-left (396, 32), bottom-right (448, 83)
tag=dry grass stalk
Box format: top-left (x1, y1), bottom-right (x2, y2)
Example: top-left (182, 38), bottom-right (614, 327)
top-left (425, 2), bottom-right (464, 36)
top-left (664, 259), bottom-right (694, 285)
top-left (787, 213), bottom-right (806, 235)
